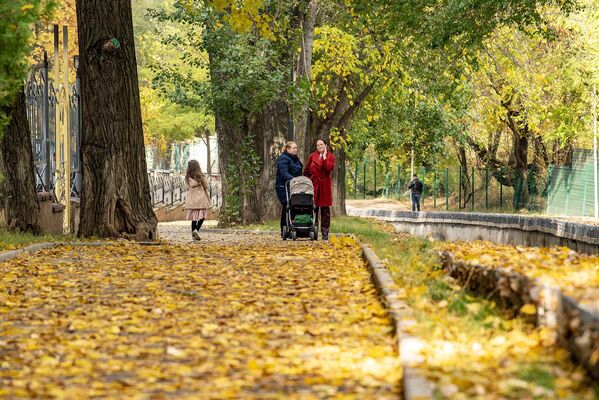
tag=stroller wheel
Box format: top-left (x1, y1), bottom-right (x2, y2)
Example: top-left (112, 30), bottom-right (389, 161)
top-left (309, 230), bottom-right (316, 241)
top-left (291, 230), bottom-right (297, 241)
top-left (282, 226), bottom-right (288, 240)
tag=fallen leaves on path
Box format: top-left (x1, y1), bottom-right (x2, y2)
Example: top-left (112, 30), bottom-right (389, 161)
top-left (0, 239), bottom-right (399, 399)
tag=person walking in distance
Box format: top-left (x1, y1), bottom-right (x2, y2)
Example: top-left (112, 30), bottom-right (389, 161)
top-left (408, 174), bottom-right (423, 212)
top-left (184, 160), bottom-right (212, 240)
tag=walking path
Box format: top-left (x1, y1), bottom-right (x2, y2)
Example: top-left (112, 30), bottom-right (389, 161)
top-left (0, 225), bottom-right (400, 398)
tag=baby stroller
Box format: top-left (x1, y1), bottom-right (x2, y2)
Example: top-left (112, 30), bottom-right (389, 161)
top-left (283, 176), bottom-right (318, 241)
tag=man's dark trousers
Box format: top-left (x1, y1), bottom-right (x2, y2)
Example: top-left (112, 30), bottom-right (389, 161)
top-left (411, 193), bottom-right (421, 212)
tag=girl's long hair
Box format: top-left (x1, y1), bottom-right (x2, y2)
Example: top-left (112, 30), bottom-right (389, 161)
top-left (185, 160), bottom-right (206, 189)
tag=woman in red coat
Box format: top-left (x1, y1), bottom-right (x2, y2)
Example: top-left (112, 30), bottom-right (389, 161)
top-left (304, 139), bottom-right (335, 240)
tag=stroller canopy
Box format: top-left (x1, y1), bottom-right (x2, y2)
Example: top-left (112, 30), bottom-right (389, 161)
top-left (290, 176), bottom-right (314, 196)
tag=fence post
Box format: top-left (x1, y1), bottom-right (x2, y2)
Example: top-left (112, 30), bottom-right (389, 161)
top-left (471, 169), bottom-right (475, 211)
top-left (458, 168), bottom-right (462, 209)
top-left (397, 163), bottom-right (401, 200)
top-left (565, 166), bottom-right (571, 215)
top-left (500, 166), bottom-right (503, 211)
top-left (171, 180), bottom-right (174, 206)
top-left (384, 161), bottom-right (390, 197)
top-left (363, 160), bottom-right (366, 199)
top-left (445, 168), bottom-right (449, 210)
top-left (514, 172), bottom-right (520, 212)
top-left (42, 52), bottom-right (51, 191)
top-left (484, 168), bottom-right (488, 210)
top-left (433, 163), bottom-right (437, 209)
top-left (354, 161), bottom-right (358, 199)
top-left (420, 168), bottom-right (425, 202)
top-left (583, 166), bottom-right (589, 214)
top-left (373, 159), bottom-right (377, 198)
top-left (529, 170), bottom-right (535, 211)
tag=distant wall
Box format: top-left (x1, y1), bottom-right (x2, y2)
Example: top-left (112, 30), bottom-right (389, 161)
top-left (348, 208), bottom-right (599, 255)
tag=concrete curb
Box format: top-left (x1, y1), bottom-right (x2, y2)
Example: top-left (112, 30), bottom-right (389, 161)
top-left (361, 244), bottom-right (435, 399)
top-left (348, 208), bottom-right (599, 254)
top-left (0, 242), bottom-right (60, 262)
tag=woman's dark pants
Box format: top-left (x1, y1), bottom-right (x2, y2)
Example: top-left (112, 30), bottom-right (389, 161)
top-left (315, 207), bottom-right (331, 237)
top-left (280, 202), bottom-right (287, 234)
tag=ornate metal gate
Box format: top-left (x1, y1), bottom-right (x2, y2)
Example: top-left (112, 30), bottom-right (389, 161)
top-left (25, 25), bottom-right (80, 232)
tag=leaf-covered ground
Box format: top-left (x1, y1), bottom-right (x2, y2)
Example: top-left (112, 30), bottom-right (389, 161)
top-left (0, 238), bottom-right (400, 399)
top-left (319, 217), bottom-right (599, 399)
top-left (442, 241), bottom-right (599, 311)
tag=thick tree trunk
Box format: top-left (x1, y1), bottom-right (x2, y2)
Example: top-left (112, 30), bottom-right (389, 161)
top-left (248, 101), bottom-right (289, 222)
top-left (332, 149), bottom-right (347, 216)
top-left (506, 109), bottom-right (529, 209)
top-left (215, 103), bottom-right (289, 225)
top-left (0, 90), bottom-right (41, 234)
top-left (76, 0), bottom-right (157, 240)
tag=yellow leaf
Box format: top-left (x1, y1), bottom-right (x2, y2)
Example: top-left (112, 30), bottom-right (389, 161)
top-left (520, 304), bottom-right (537, 315)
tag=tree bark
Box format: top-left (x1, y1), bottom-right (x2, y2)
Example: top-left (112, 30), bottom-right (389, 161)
top-left (456, 144), bottom-right (471, 208)
top-left (248, 101), bottom-right (289, 222)
top-left (0, 90), bottom-right (41, 234)
top-left (76, 0), bottom-right (157, 240)
top-left (505, 108), bottom-right (529, 209)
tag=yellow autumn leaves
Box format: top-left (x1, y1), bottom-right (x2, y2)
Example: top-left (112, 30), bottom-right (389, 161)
top-left (0, 239), bottom-right (400, 398)
top-left (442, 241), bottom-right (599, 308)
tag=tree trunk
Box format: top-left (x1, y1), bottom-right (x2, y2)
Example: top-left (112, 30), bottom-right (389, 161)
top-left (506, 109), bottom-right (529, 209)
top-left (332, 148), bottom-right (347, 216)
top-left (205, 129), bottom-right (212, 177)
top-left (456, 144), bottom-right (471, 209)
top-left (0, 90), bottom-right (41, 234)
top-left (248, 101), bottom-right (289, 222)
top-left (76, 0), bottom-right (157, 240)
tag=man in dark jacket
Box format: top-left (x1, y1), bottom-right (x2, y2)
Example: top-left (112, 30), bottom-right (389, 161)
top-left (408, 174), bottom-right (423, 212)
top-left (276, 141), bottom-right (303, 237)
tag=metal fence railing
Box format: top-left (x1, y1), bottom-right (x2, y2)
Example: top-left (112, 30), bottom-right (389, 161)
top-left (148, 170), bottom-right (222, 210)
top-left (345, 159), bottom-right (597, 216)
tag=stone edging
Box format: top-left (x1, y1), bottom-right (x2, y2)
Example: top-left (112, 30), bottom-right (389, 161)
top-left (440, 251), bottom-right (599, 380)
top-left (347, 208), bottom-right (599, 246)
top-left (0, 242), bottom-right (60, 262)
top-left (361, 244), bottom-right (435, 399)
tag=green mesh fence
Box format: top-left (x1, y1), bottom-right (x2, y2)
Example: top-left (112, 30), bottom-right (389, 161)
top-left (546, 149), bottom-right (598, 217)
top-left (347, 149), bottom-right (598, 217)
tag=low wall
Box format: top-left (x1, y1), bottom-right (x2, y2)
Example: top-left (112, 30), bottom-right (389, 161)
top-left (347, 208), bottom-right (599, 255)
top-left (153, 203), bottom-right (219, 223)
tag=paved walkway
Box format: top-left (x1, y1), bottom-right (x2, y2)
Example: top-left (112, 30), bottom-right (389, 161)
top-left (0, 227), bottom-right (400, 398)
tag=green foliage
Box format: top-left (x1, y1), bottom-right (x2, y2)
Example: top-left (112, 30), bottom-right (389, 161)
top-left (353, 0), bottom-right (580, 49)
top-left (0, 0), bottom-right (55, 130)
top-left (147, 0), bottom-right (289, 129)
top-left (133, 0), bottom-right (214, 161)
top-left (219, 134), bottom-right (261, 226)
